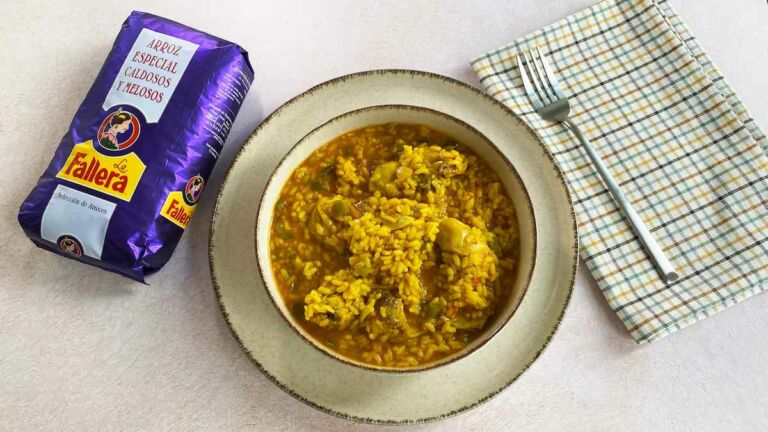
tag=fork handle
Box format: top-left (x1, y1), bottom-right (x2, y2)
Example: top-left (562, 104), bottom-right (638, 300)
top-left (564, 119), bottom-right (679, 283)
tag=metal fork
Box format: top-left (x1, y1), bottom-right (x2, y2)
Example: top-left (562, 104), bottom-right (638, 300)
top-left (518, 47), bottom-right (679, 283)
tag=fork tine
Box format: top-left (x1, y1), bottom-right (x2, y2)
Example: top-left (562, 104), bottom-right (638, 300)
top-left (528, 49), bottom-right (554, 103)
top-left (536, 47), bottom-right (566, 100)
top-left (524, 50), bottom-right (552, 105)
top-left (517, 52), bottom-right (542, 109)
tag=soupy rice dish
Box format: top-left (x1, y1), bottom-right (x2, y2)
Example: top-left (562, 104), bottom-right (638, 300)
top-left (268, 123), bottom-right (520, 368)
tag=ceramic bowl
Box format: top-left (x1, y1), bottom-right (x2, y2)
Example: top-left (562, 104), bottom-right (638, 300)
top-left (210, 70), bottom-right (577, 422)
top-left (255, 104), bottom-right (537, 373)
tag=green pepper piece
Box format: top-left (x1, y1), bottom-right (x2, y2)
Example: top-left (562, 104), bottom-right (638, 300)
top-left (276, 225), bottom-right (293, 240)
top-left (451, 316), bottom-right (485, 330)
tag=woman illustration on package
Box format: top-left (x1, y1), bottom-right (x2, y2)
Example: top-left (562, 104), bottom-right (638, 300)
top-left (184, 175), bottom-right (204, 204)
top-left (99, 110), bottom-right (133, 150)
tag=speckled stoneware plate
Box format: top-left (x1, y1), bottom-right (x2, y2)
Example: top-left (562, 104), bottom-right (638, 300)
top-left (209, 70), bottom-right (577, 424)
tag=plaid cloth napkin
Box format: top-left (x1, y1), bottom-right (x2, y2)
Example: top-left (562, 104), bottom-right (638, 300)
top-left (472, 0), bottom-right (768, 343)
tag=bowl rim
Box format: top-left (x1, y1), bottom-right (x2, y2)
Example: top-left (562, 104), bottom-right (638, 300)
top-left (254, 103), bottom-right (538, 374)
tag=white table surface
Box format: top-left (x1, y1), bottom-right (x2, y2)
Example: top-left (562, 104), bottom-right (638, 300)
top-left (2, 0), bottom-right (767, 430)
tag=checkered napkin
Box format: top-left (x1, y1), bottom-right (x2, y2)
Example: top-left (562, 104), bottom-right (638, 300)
top-left (472, 0), bottom-right (768, 343)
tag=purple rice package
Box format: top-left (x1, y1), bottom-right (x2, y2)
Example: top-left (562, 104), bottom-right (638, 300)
top-left (18, 12), bottom-right (253, 282)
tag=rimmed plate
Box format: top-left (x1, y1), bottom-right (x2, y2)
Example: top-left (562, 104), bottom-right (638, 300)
top-left (209, 70), bottom-right (578, 424)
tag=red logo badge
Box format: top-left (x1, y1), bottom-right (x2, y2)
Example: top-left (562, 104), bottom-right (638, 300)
top-left (97, 108), bottom-right (140, 151)
top-left (57, 235), bottom-right (83, 257)
top-left (184, 175), bottom-right (205, 205)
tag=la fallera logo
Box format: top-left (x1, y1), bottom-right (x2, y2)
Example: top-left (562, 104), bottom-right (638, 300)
top-left (97, 108), bottom-right (141, 151)
top-left (57, 235), bottom-right (83, 258)
top-left (160, 174), bottom-right (204, 230)
top-left (183, 174), bottom-right (204, 205)
top-left (56, 108), bottom-right (146, 202)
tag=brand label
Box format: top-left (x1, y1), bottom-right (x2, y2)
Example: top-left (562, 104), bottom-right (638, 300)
top-left (160, 191), bottom-right (196, 229)
top-left (41, 185), bottom-right (117, 260)
top-left (103, 28), bottom-right (198, 123)
top-left (56, 141), bottom-right (146, 201)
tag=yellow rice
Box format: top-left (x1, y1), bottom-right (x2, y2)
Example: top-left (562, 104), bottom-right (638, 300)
top-left (269, 123), bottom-right (519, 367)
